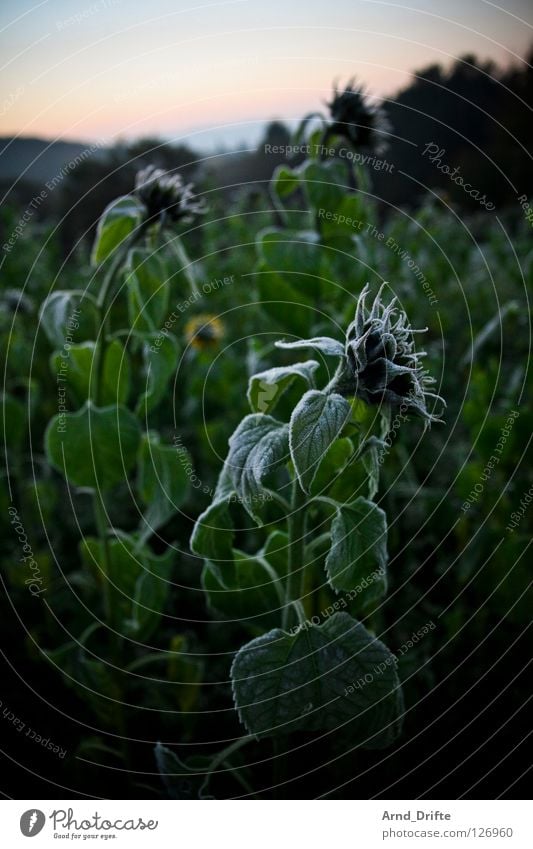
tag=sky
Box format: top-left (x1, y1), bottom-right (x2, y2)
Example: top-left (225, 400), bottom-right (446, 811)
top-left (1, 0), bottom-right (531, 150)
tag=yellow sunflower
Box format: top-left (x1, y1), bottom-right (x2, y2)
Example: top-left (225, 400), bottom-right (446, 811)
top-left (185, 314), bottom-right (224, 350)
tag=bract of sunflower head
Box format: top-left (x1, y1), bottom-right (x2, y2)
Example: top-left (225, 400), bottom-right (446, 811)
top-left (338, 283), bottom-right (445, 424)
top-left (134, 165), bottom-right (206, 225)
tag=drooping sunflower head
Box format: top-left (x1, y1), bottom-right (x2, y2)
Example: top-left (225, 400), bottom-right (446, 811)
top-left (326, 80), bottom-right (389, 153)
top-left (185, 314), bottom-right (224, 350)
top-left (343, 284), bottom-right (445, 422)
top-left (134, 165), bottom-right (206, 225)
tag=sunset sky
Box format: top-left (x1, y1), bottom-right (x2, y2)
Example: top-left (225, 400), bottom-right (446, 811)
top-left (1, 0), bottom-right (531, 150)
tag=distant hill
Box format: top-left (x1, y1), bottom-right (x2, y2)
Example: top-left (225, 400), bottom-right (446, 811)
top-left (0, 137), bottom-right (105, 185)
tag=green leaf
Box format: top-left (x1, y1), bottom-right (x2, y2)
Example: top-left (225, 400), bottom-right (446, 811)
top-left (275, 336), bottom-right (345, 358)
top-left (45, 402), bottom-right (140, 490)
top-left (50, 343), bottom-right (95, 405)
top-left (166, 635), bottom-right (204, 712)
top-left (258, 229), bottom-right (323, 297)
top-left (135, 333), bottom-right (179, 414)
top-left (289, 390), bottom-right (351, 493)
top-left (325, 498), bottom-right (388, 601)
top-left (247, 361), bottom-right (319, 414)
top-left (128, 547), bottom-right (174, 639)
top-left (102, 339), bottom-right (131, 405)
top-left (300, 160), bottom-right (348, 214)
top-left (2, 393), bottom-right (25, 453)
top-left (256, 265), bottom-right (314, 337)
top-left (227, 414), bottom-right (289, 523)
top-left (272, 165), bottom-right (300, 199)
top-left (126, 247), bottom-right (169, 333)
top-left (359, 436), bottom-right (384, 499)
top-left (155, 744), bottom-right (213, 800)
top-left (310, 436), bottom-right (354, 496)
top-left (259, 228), bottom-right (320, 275)
top-left (50, 339), bottom-right (130, 406)
top-left (80, 534), bottom-right (140, 628)
top-left (231, 612), bottom-right (403, 747)
top-left (91, 195), bottom-right (145, 266)
top-left (80, 531), bottom-right (174, 638)
top-left (190, 497), bottom-right (235, 578)
top-left (137, 431), bottom-right (190, 537)
top-left (319, 194), bottom-right (367, 239)
top-left (77, 655), bottom-right (123, 725)
top-left (39, 291), bottom-right (99, 349)
top-left (202, 550), bottom-right (281, 625)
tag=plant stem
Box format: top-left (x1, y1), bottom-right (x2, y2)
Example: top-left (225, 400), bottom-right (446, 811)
top-left (91, 239), bottom-right (138, 770)
top-left (167, 233), bottom-right (201, 299)
top-left (282, 479), bottom-right (307, 631)
top-left (92, 491), bottom-right (113, 623)
top-left (93, 239), bottom-right (134, 405)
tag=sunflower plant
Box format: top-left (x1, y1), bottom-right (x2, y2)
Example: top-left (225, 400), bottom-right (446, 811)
top-left (189, 282), bottom-right (444, 786)
top-left (39, 168), bottom-right (208, 755)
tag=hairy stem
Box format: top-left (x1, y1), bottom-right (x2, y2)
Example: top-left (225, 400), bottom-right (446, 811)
top-left (282, 479), bottom-right (307, 630)
top-left (167, 233), bottom-right (201, 299)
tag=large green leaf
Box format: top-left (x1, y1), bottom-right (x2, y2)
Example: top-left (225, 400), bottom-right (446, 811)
top-left (231, 612), bottom-right (403, 747)
top-left (258, 229), bottom-right (323, 298)
top-left (50, 339), bottom-right (130, 406)
top-left (325, 498), bottom-right (388, 602)
top-left (126, 247), bottom-right (169, 333)
top-left (137, 431), bottom-right (190, 537)
top-left (247, 361), bottom-right (319, 414)
top-left (202, 549), bottom-right (281, 625)
top-left (45, 402), bottom-right (140, 490)
top-left (289, 390), bottom-right (351, 493)
top-left (91, 195), bottom-right (145, 266)
top-left (300, 160), bottom-right (348, 214)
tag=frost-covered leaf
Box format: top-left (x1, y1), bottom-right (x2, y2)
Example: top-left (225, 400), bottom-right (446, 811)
top-left (247, 361), bottom-right (319, 413)
top-left (325, 497), bottom-right (388, 600)
top-left (289, 390), bottom-right (351, 493)
top-left (275, 336), bottom-right (345, 357)
top-left (39, 290), bottom-right (99, 349)
top-left (232, 612), bottom-right (403, 747)
top-left (227, 414), bottom-right (289, 523)
top-left (190, 497), bottom-right (235, 581)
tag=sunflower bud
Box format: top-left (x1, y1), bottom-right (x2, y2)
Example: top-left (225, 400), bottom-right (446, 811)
top-left (134, 165), bottom-right (206, 225)
top-left (333, 285), bottom-right (445, 423)
top-left (326, 80), bottom-right (389, 154)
